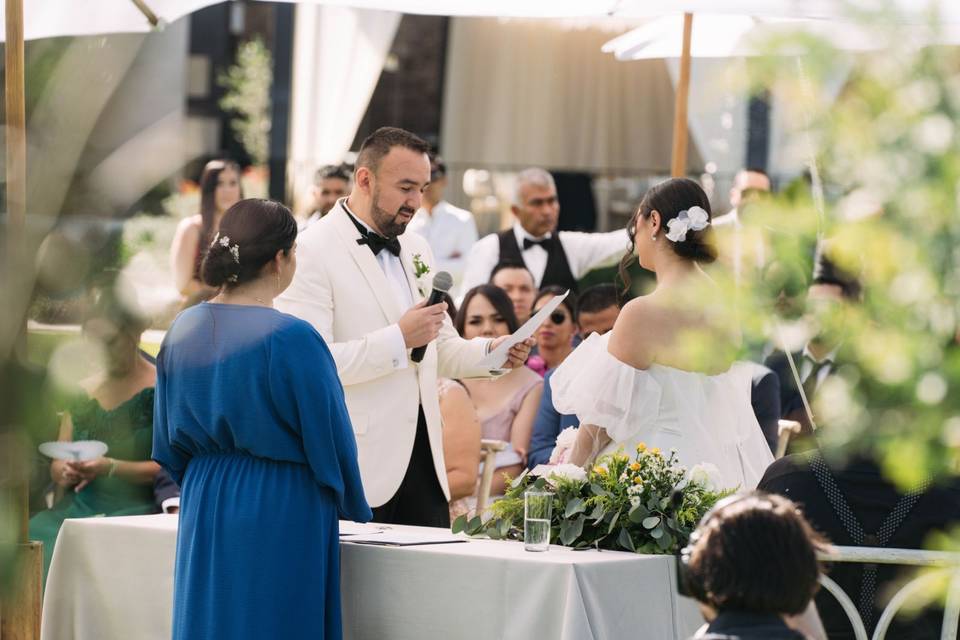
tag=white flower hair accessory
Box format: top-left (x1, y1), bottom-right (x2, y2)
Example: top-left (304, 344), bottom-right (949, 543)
top-left (664, 205), bottom-right (710, 243)
top-left (211, 232), bottom-right (241, 282)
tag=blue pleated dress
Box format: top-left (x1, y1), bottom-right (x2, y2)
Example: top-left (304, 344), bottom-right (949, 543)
top-left (152, 303), bottom-right (372, 640)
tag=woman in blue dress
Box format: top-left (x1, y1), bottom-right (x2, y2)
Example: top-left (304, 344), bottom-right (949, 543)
top-left (153, 198), bottom-right (371, 640)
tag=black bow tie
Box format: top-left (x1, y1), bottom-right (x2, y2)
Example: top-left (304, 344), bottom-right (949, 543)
top-left (346, 211), bottom-right (401, 257)
top-left (357, 232), bottom-right (401, 257)
top-left (523, 237), bottom-right (550, 250)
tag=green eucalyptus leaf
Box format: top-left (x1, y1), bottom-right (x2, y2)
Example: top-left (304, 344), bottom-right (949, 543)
top-left (606, 510), bottom-right (620, 534)
top-left (628, 505), bottom-right (650, 523)
top-left (657, 531), bottom-right (674, 551)
top-left (618, 527), bottom-right (636, 552)
top-left (642, 516), bottom-right (661, 530)
top-left (565, 498), bottom-right (586, 518)
top-left (650, 525), bottom-right (665, 539)
top-left (467, 516), bottom-right (482, 533)
top-left (451, 514), bottom-right (467, 534)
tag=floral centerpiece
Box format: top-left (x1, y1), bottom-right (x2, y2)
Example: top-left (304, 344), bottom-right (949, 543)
top-left (452, 443), bottom-right (732, 554)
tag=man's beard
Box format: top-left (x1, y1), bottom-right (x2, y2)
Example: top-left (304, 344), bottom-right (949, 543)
top-left (371, 187), bottom-right (416, 238)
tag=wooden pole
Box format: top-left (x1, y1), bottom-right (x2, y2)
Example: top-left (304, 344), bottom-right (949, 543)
top-left (670, 13), bottom-right (693, 178)
top-left (1, 1), bottom-right (42, 638)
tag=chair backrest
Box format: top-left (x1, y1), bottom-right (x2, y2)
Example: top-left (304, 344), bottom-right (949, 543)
top-left (775, 419), bottom-right (801, 459)
top-left (816, 545), bottom-right (960, 640)
top-left (476, 439), bottom-right (507, 514)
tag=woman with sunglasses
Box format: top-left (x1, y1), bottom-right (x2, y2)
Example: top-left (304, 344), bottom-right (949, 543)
top-left (455, 285), bottom-right (543, 496)
top-left (550, 178), bottom-right (774, 491)
top-left (530, 286), bottom-right (579, 373)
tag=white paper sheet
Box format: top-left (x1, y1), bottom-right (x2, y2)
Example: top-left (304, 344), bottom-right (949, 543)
top-left (342, 531), bottom-right (468, 546)
top-left (475, 290), bottom-right (570, 369)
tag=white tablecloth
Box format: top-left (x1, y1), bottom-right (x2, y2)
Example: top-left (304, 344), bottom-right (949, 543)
top-left (41, 515), bottom-right (703, 640)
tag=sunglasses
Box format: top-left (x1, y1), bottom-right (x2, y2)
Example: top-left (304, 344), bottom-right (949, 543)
top-left (546, 311), bottom-right (568, 325)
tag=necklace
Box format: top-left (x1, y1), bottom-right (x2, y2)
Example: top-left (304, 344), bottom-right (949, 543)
top-left (216, 292), bottom-right (271, 307)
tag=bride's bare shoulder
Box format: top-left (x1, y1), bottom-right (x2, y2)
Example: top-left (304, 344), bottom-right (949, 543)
top-left (607, 297), bottom-right (658, 370)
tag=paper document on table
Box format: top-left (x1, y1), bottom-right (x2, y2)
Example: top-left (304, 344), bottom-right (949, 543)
top-left (476, 290), bottom-right (570, 370)
top-left (342, 531), bottom-right (468, 546)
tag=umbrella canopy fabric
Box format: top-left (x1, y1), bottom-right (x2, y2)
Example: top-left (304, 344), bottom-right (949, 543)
top-left (603, 13), bottom-right (960, 61)
top-left (0, 0), bottom-right (222, 42)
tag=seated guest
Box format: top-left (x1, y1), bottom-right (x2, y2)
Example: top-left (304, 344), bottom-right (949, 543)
top-left (575, 283), bottom-right (620, 338)
top-left (765, 250), bottom-right (861, 446)
top-left (490, 261), bottom-right (537, 325)
top-left (455, 285), bottom-right (543, 495)
top-left (528, 286), bottom-right (579, 375)
top-left (408, 156), bottom-right (478, 292)
top-left (527, 283), bottom-right (621, 469)
top-left (439, 378), bottom-right (482, 518)
top-left (30, 291), bottom-right (161, 579)
top-left (684, 492), bottom-right (826, 640)
top-left (759, 449), bottom-right (960, 639)
top-left (301, 163), bottom-right (351, 230)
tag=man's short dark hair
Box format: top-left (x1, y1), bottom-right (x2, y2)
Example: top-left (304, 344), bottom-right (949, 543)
top-left (356, 127), bottom-right (430, 175)
top-left (577, 283), bottom-right (620, 314)
top-left (684, 492), bottom-right (824, 616)
top-left (812, 248), bottom-right (862, 301)
top-left (489, 261), bottom-right (534, 284)
top-left (315, 164), bottom-right (351, 185)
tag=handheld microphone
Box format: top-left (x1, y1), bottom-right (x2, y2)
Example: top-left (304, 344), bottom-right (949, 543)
top-left (411, 270), bottom-right (454, 364)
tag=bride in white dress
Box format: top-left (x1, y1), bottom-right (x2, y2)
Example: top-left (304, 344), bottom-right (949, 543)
top-left (551, 178), bottom-right (773, 491)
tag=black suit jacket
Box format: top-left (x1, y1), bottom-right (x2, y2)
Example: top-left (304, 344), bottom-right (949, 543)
top-left (750, 365), bottom-right (781, 455)
top-left (763, 350), bottom-right (806, 419)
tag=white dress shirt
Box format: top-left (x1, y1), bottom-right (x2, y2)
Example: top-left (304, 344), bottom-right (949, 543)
top-left (799, 344), bottom-right (838, 390)
top-left (460, 222), bottom-right (629, 294)
top-left (407, 201), bottom-right (478, 287)
top-left (343, 201), bottom-right (413, 370)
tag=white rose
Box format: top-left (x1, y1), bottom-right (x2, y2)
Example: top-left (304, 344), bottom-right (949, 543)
top-left (687, 463), bottom-right (723, 491)
top-left (547, 463), bottom-right (588, 484)
top-left (548, 427), bottom-right (579, 464)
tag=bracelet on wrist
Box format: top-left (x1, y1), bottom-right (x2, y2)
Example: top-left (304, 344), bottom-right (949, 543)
top-left (107, 458), bottom-right (120, 478)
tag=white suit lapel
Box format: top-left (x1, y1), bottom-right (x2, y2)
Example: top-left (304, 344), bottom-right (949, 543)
top-left (399, 236), bottom-right (426, 304)
top-left (330, 203), bottom-right (403, 323)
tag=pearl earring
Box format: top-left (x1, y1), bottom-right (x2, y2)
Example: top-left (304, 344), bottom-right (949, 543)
top-left (651, 234), bottom-right (657, 241)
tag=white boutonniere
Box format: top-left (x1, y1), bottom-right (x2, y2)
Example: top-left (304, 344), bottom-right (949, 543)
top-left (412, 253), bottom-right (432, 297)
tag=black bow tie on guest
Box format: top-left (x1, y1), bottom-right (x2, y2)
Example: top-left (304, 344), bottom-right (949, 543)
top-left (523, 237), bottom-right (551, 250)
top-left (347, 212), bottom-right (401, 257)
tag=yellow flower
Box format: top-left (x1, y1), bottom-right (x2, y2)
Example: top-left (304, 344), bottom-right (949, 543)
top-left (630, 463), bottom-right (641, 472)
top-left (593, 466), bottom-right (608, 476)
top-left (616, 454), bottom-right (629, 463)
top-left (636, 443), bottom-right (647, 453)
top-left (651, 447), bottom-right (662, 456)
top-left (633, 477), bottom-right (643, 485)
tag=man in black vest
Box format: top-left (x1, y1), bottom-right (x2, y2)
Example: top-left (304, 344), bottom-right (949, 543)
top-left (460, 168), bottom-right (627, 295)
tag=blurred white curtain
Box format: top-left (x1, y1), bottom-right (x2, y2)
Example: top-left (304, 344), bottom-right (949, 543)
top-left (288, 4), bottom-right (400, 211)
top-left (440, 17), bottom-right (702, 174)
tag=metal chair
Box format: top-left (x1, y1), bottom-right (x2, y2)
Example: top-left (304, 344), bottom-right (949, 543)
top-left (817, 545), bottom-right (960, 640)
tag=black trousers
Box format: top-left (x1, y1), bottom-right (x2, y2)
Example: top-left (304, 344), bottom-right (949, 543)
top-left (371, 406), bottom-right (450, 528)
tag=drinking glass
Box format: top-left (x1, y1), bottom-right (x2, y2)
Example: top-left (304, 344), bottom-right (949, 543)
top-left (524, 490), bottom-right (553, 552)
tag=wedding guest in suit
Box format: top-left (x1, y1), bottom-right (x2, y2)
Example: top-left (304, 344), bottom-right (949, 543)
top-left (760, 449), bottom-right (960, 639)
top-left (30, 290), bottom-right (160, 580)
top-left (461, 168), bottom-right (627, 294)
top-left (154, 198), bottom-right (371, 640)
top-left (527, 284), bottom-right (621, 469)
top-left (301, 163), bottom-right (351, 230)
top-left (408, 156), bottom-right (478, 292)
top-left (276, 127), bottom-right (532, 527)
top-left (169, 159), bottom-right (243, 307)
top-left (765, 250), bottom-right (862, 444)
top-left (490, 261), bottom-right (537, 325)
top-left (455, 285), bottom-right (543, 495)
top-left (528, 286), bottom-right (579, 375)
top-left (684, 493), bottom-right (826, 640)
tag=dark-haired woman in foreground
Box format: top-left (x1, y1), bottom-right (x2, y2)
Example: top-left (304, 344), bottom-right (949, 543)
top-left (551, 178), bottom-right (774, 489)
top-left (683, 492), bottom-right (826, 639)
top-left (153, 198), bottom-right (371, 640)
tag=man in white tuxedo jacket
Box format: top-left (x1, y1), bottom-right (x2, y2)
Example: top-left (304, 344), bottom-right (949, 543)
top-left (277, 127), bottom-right (531, 526)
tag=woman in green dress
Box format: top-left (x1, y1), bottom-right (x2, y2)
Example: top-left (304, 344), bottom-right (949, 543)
top-left (29, 292), bottom-right (161, 579)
